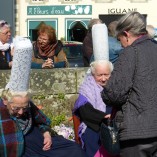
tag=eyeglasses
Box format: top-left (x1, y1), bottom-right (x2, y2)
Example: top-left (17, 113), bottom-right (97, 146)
top-left (11, 103), bottom-right (30, 113)
top-left (0, 21), bottom-right (8, 27)
top-left (38, 37), bottom-right (49, 42)
top-left (0, 21), bottom-right (10, 35)
top-left (0, 31), bottom-right (11, 35)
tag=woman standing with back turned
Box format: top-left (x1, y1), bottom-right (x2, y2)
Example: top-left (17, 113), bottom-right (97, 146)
top-left (102, 12), bottom-right (157, 157)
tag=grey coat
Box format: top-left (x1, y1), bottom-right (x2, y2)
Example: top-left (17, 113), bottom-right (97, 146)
top-left (102, 35), bottom-right (157, 141)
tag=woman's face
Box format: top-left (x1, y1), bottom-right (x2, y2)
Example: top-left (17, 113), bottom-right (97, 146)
top-left (117, 35), bottom-right (129, 48)
top-left (0, 27), bottom-right (11, 44)
top-left (8, 95), bottom-right (30, 118)
top-left (38, 33), bottom-right (50, 47)
top-left (93, 64), bottom-right (111, 87)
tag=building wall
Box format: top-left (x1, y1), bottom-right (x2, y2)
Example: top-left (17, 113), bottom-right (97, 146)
top-left (0, 0), bottom-right (16, 36)
top-left (16, 0), bottom-right (157, 40)
top-left (0, 68), bottom-right (88, 121)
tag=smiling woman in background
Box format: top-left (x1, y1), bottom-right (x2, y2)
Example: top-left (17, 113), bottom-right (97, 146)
top-left (31, 24), bottom-right (68, 69)
top-left (0, 20), bottom-right (13, 69)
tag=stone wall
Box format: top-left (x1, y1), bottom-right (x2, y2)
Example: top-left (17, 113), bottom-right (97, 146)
top-left (0, 68), bottom-right (89, 126)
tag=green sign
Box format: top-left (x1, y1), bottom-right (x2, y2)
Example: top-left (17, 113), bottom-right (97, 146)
top-left (27, 5), bottom-right (92, 15)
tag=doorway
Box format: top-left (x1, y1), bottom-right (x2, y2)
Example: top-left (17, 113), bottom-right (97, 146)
top-left (65, 18), bottom-right (91, 42)
top-left (69, 21), bottom-right (87, 42)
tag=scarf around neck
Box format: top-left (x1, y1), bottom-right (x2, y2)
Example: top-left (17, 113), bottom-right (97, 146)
top-left (0, 40), bottom-right (10, 51)
top-left (36, 40), bottom-right (58, 58)
top-left (79, 74), bottom-right (106, 112)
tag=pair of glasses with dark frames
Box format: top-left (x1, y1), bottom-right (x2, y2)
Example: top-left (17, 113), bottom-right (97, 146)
top-left (12, 103), bottom-right (30, 113)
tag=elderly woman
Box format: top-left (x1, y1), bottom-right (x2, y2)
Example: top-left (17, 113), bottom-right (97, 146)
top-left (102, 12), bottom-right (157, 157)
top-left (32, 24), bottom-right (68, 69)
top-left (0, 20), bottom-right (13, 69)
top-left (73, 60), bottom-right (113, 157)
top-left (0, 90), bottom-right (87, 157)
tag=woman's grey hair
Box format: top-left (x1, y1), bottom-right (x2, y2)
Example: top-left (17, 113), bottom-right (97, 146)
top-left (0, 20), bottom-right (10, 32)
top-left (1, 89), bottom-right (31, 103)
top-left (116, 12), bottom-right (147, 37)
top-left (88, 18), bottom-right (103, 32)
top-left (90, 60), bottom-right (114, 74)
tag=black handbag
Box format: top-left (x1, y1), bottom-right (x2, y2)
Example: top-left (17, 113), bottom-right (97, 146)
top-left (100, 118), bottom-right (120, 155)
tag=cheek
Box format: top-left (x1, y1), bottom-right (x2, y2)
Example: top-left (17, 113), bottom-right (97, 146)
top-left (94, 76), bottom-right (100, 83)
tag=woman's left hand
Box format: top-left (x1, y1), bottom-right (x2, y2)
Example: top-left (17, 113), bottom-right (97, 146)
top-left (104, 114), bottom-right (111, 118)
top-left (42, 131), bottom-right (52, 151)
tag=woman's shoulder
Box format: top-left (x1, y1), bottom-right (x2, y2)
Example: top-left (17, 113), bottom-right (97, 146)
top-left (54, 40), bottom-right (63, 55)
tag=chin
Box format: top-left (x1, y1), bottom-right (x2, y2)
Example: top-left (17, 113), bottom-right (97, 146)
top-left (99, 82), bottom-right (105, 86)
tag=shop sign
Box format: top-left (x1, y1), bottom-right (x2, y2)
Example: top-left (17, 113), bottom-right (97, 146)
top-left (108, 8), bottom-right (137, 14)
top-left (27, 5), bottom-right (92, 15)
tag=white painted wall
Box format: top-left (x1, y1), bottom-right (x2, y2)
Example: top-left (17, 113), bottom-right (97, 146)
top-left (18, 0), bottom-right (157, 39)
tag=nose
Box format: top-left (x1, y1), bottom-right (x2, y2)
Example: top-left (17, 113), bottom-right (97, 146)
top-left (102, 75), bottom-right (106, 81)
top-left (18, 108), bottom-right (24, 115)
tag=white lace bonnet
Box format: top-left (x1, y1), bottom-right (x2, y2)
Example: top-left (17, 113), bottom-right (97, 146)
top-left (5, 36), bottom-right (33, 92)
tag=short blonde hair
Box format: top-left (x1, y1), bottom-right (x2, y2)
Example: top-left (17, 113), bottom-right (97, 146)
top-left (108, 21), bottom-right (118, 37)
top-left (88, 18), bottom-right (102, 32)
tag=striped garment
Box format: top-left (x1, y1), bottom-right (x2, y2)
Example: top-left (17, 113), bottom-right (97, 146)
top-left (0, 99), bottom-right (52, 157)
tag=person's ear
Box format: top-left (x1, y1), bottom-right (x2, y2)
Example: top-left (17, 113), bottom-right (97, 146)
top-left (123, 31), bottom-right (130, 42)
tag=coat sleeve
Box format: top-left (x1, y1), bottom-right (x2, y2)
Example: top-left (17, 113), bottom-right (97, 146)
top-left (54, 49), bottom-right (69, 68)
top-left (0, 53), bottom-right (10, 69)
top-left (77, 102), bottom-right (106, 131)
top-left (102, 46), bottom-right (136, 107)
top-left (30, 102), bottom-right (52, 133)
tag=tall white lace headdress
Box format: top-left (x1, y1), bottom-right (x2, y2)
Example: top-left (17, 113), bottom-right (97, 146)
top-left (5, 36), bottom-right (33, 92)
top-left (92, 23), bottom-right (109, 61)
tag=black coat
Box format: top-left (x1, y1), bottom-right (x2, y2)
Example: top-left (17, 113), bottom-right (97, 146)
top-left (0, 48), bottom-right (12, 69)
top-left (102, 35), bottom-right (157, 141)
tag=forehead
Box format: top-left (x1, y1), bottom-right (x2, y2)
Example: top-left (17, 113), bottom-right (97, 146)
top-left (39, 33), bottom-right (48, 38)
top-left (0, 26), bottom-right (10, 31)
top-left (11, 95), bottom-right (29, 107)
top-left (94, 64), bottom-right (110, 74)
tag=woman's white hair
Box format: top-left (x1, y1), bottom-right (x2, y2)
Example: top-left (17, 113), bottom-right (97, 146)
top-left (1, 89), bottom-right (31, 103)
top-left (90, 60), bottom-right (114, 74)
top-left (0, 20), bottom-right (10, 32)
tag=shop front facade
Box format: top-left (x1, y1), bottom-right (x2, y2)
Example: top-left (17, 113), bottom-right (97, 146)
top-left (15, 0), bottom-right (157, 42)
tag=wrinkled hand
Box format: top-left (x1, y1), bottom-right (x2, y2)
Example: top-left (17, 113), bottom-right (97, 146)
top-left (42, 131), bottom-right (52, 151)
top-left (42, 58), bottom-right (54, 69)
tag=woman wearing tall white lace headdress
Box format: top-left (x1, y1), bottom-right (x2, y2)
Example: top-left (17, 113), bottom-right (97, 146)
top-left (0, 20), bottom-right (13, 69)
